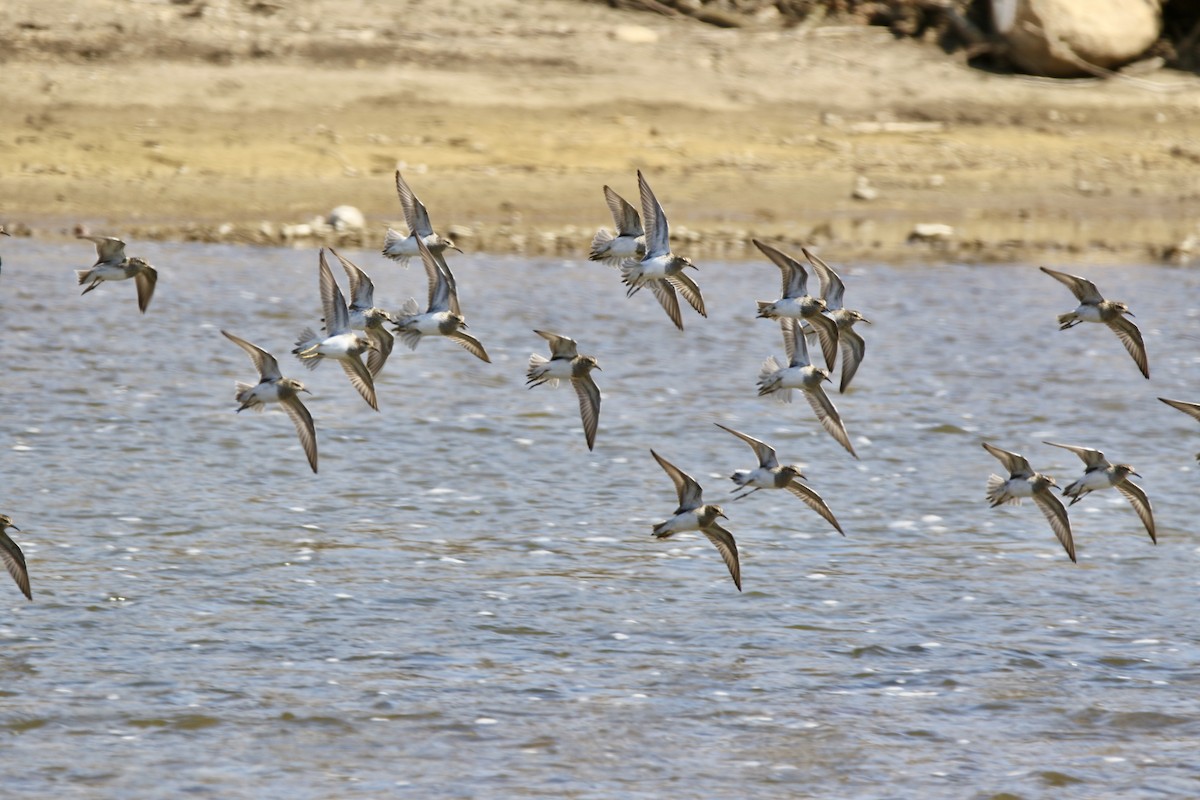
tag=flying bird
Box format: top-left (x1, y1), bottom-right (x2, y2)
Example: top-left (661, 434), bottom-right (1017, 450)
top-left (803, 247), bottom-right (871, 393)
top-left (715, 423), bottom-right (843, 535)
top-left (752, 239), bottom-right (840, 372)
top-left (526, 330), bottom-right (601, 451)
top-left (76, 235), bottom-right (158, 313)
top-left (1044, 441), bottom-right (1155, 544)
top-left (981, 442), bottom-right (1075, 562)
top-left (381, 170), bottom-right (461, 267)
top-left (0, 515), bottom-right (31, 601)
top-left (392, 238), bottom-right (490, 362)
top-left (292, 249), bottom-right (380, 411)
top-left (328, 248), bottom-right (396, 377)
top-left (589, 185), bottom-right (645, 267)
top-left (1040, 266), bottom-right (1148, 379)
top-left (618, 171), bottom-right (705, 330)
top-left (223, 330), bottom-right (318, 474)
top-left (650, 450), bottom-right (741, 591)
top-left (1158, 397), bottom-right (1200, 461)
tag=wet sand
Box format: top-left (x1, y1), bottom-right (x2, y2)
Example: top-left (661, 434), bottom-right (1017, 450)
top-left (2, 0), bottom-right (1199, 263)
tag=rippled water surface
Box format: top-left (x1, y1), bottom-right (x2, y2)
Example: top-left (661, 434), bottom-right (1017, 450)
top-left (3, 241), bottom-right (1200, 798)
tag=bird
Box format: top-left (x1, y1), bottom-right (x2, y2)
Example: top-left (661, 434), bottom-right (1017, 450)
top-left (751, 239), bottom-right (840, 372)
top-left (392, 237), bottom-right (490, 362)
top-left (757, 319), bottom-right (857, 459)
top-left (649, 449), bottom-right (741, 591)
top-left (1158, 397), bottom-right (1200, 461)
top-left (327, 248), bottom-right (396, 378)
top-left (0, 225), bottom-right (8, 276)
top-left (526, 330), bottom-right (602, 451)
top-left (589, 185), bottom-right (645, 267)
top-left (618, 170), bottom-right (705, 330)
top-left (1040, 266), bottom-right (1148, 379)
top-left (802, 247), bottom-right (871, 393)
top-left (1044, 441), bottom-right (1155, 544)
top-left (981, 442), bottom-right (1075, 562)
top-left (222, 330), bottom-right (318, 474)
top-left (292, 249), bottom-right (380, 411)
top-left (714, 423), bottom-right (843, 535)
top-left (75, 235), bottom-right (158, 313)
top-left (381, 170), bottom-right (461, 267)
top-left (0, 515), bottom-right (31, 601)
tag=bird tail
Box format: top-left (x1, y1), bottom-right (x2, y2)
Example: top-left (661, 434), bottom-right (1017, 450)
top-left (381, 227), bottom-right (410, 264)
top-left (526, 353), bottom-right (557, 387)
top-left (589, 228), bottom-right (615, 262)
top-left (755, 301), bottom-right (775, 319)
top-left (986, 474), bottom-right (1019, 506)
top-left (292, 329), bottom-right (323, 369)
top-left (619, 259), bottom-right (643, 295)
top-left (757, 355), bottom-right (785, 399)
top-left (1056, 312), bottom-right (1079, 329)
top-left (235, 382), bottom-right (264, 412)
top-left (730, 470), bottom-right (752, 488)
top-left (76, 269), bottom-right (92, 286)
top-left (399, 297), bottom-right (421, 317)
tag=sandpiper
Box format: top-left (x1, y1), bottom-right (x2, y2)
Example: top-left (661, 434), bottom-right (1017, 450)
top-left (619, 171), bottom-right (705, 331)
top-left (223, 330), bottom-right (318, 474)
top-left (1044, 441), bottom-right (1155, 544)
top-left (589, 185), bottom-right (645, 267)
top-left (981, 442), bottom-right (1075, 562)
top-left (0, 515), bottom-right (31, 601)
top-left (758, 319), bottom-right (857, 459)
top-left (1158, 397), bottom-right (1200, 461)
top-left (527, 330), bottom-right (602, 451)
top-left (392, 237), bottom-right (490, 363)
top-left (292, 249), bottom-right (380, 411)
top-left (0, 225), bottom-right (8, 276)
top-left (803, 247), bottom-right (871, 393)
top-left (650, 449), bottom-right (741, 592)
top-left (1040, 266), bottom-right (1148, 379)
top-left (76, 235), bottom-right (159, 313)
top-left (752, 239), bottom-right (840, 372)
top-left (715, 423), bottom-right (844, 535)
top-left (328, 248), bottom-right (396, 378)
top-left (381, 170), bottom-right (461, 267)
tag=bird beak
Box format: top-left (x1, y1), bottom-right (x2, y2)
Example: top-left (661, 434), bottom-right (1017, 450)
top-left (302, 388), bottom-right (313, 395)
top-left (1126, 311), bottom-right (1136, 318)
top-left (1132, 470), bottom-right (1142, 478)
top-left (718, 511), bottom-right (729, 520)
top-left (448, 245), bottom-right (463, 255)
top-left (860, 317), bottom-right (873, 324)
top-left (9, 524), bottom-right (18, 532)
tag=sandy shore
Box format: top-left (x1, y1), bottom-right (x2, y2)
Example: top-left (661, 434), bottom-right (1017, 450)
top-left (2, 0), bottom-right (1199, 263)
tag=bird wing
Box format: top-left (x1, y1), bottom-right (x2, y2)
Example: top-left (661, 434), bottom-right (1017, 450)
top-left (134, 265), bottom-right (157, 314)
top-left (280, 394), bottom-right (319, 474)
top-left (667, 271), bottom-right (707, 317)
top-left (603, 185), bottom-right (643, 237)
top-left (1032, 490), bottom-right (1076, 563)
top-left (1039, 266), bottom-right (1103, 303)
top-left (1106, 315), bottom-right (1149, 379)
top-left (803, 247), bottom-right (844, 308)
top-left (700, 521), bottom-right (742, 592)
top-left (981, 442), bottom-right (1033, 478)
top-left (338, 356), bottom-right (379, 411)
top-left (785, 481), bottom-right (845, 535)
top-left (330, 248), bottom-right (375, 308)
top-left (781, 318), bottom-right (812, 368)
top-left (651, 449), bottom-right (704, 511)
top-left (222, 329), bottom-right (282, 380)
top-left (534, 330), bottom-right (579, 359)
top-left (80, 235), bottom-right (126, 265)
top-left (318, 249), bottom-right (351, 335)
top-left (637, 170), bottom-right (670, 258)
top-left (434, 250), bottom-right (462, 317)
top-left (837, 326), bottom-right (865, 394)
top-left (0, 528), bottom-right (31, 600)
top-left (1042, 441), bottom-right (1109, 469)
top-left (649, 279), bottom-right (683, 331)
top-left (752, 239), bottom-right (808, 298)
top-left (1115, 479), bottom-right (1156, 544)
top-left (803, 384), bottom-right (857, 459)
top-left (365, 327), bottom-right (394, 377)
top-left (394, 170), bottom-right (433, 236)
top-left (807, 312), bottom-right (840, 372)
top-left (714, 423), bottom-right (778, 469)
top-left (1158, 396), bottom-right (1200, 423)
top-left (572, 372), bottom-right (601, 451)
top-left (447, 330), bottom-right (491, 363)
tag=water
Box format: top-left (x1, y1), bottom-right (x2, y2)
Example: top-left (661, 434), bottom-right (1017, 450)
top-left (2, 240), bottom-right (1199, 798)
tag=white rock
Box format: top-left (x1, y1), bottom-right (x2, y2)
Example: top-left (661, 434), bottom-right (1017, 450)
top-left (993, 0), bottom-right (1161, 78)
top-left (327, 205), bottom-right (365, 232)
top-left (612, 25), bottom-right (659, 44)
top-left (909, 223), bottom-right (955, 242)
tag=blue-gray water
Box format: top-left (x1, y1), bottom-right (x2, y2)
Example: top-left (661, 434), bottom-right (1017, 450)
top-left (2, 240), bottom-right (1199, 798)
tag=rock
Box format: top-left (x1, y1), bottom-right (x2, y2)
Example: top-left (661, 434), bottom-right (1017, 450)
top-left (327, 205), bottom-right (365, 232)
top-left (612, 25), bottom-right (659, 45)
top-left (908, 223), bottom-right (955, 243)
top-left (992, 0), bottom-right (1161, 78)
top-left (852, 176), bottom-right (878, 201)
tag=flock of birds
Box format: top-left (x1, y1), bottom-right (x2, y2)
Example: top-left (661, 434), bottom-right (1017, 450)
top-left (1, 168), bottom-right (1199, 597)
